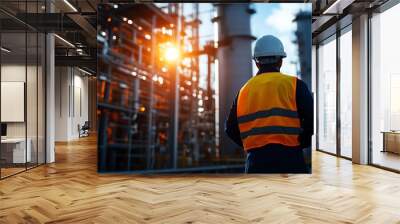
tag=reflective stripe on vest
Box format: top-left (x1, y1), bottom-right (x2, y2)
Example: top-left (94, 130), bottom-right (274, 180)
top-left (237, 72), bottom-right (302, 151)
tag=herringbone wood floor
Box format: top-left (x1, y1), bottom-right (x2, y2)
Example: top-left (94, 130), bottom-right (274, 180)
top-left (1, 136), bottom-right (400, 224)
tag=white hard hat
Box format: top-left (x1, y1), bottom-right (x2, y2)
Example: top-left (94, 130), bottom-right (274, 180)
top-left (253, 35), bottom-right (287, 59)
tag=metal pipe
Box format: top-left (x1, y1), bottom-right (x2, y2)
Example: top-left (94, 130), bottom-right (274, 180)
top-left (146, 15), bottom-right (157, 169)
top-left (169, 3), bottom-right (181, 169)
top-left (192, 3), bottom-right (200, 164)
top-left (217, 4), bottom-right (254, 156)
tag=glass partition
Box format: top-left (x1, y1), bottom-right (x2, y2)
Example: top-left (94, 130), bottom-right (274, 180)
top-left (317, 36), bottom-right (337, 154)
top-left (371, 3), bottom-right (400, 171)
top-left (312, 45), bottom-right (316, 151)
top-left (0, 1), bottom-right (46, 179)
top-left (339, 27), bottom-right (352, 158)
top-left (1, 30), bottom-right (28, 177)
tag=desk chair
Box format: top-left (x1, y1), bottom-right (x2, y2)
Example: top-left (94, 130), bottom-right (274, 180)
top-left (78, 121), bottom-right (90, 138)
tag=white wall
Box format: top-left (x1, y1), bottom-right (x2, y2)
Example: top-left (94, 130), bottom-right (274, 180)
top-left (72, 73), bottom-right (89, 138)
top-left (1, 65), bottom-right (36, 138)
top-left (54, 67), bottom-right (89, 141)
top-left (55, 66), bottom-right (70, 141)
top-left (1, 64), bottom-right (46, 164)
top-left (1, 65), bottom-right (26, 140)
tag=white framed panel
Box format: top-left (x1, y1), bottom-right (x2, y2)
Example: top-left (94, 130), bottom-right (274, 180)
top-left (1, 81), bottom-right (25, 122)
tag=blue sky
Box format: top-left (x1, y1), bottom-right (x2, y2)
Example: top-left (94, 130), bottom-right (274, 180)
top-left (251, 3), bottom-right (311, 76)
top-left (156, 3), bottom-right (312, 88)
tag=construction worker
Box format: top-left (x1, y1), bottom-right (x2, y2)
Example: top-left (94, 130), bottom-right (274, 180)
top-left (225, 35), bottom-right (313, 173)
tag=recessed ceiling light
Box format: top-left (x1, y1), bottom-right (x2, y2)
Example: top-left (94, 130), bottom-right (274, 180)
top-left (1, 47), bottom-right (11, 53)
top-left (78, 67), bottom-right (93, 76)
top-left (54, 34), bottom-right (75, 48)
top-left (63, 0), bottom-right (78, 12)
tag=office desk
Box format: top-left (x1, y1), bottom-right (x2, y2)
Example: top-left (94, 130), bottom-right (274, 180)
top-left (382, 131), bottom-right (400, 154)
top-left (1, 138), bottom-right (31, 163)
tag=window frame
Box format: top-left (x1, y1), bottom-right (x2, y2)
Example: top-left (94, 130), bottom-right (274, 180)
top-left (315, 22), bottom-right (353, 160)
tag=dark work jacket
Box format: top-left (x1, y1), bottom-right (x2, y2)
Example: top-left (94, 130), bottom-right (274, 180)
top-left (225, 66), bottom-right (314, 151)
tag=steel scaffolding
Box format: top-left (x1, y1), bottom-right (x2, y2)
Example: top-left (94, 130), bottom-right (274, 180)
top-left (97, 3), bottom-right (243, 173)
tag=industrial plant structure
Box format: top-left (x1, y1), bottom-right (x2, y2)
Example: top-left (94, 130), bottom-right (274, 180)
top-left (97, 3), bottom-right (254, 172)
top-left (294, 10), bottom-right (312, 89)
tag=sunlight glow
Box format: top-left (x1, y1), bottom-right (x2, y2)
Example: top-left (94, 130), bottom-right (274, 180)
top-left (164, 45), bottom-right (180, 62)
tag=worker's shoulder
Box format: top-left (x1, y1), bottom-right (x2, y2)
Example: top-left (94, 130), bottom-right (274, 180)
top-left (242, 75), bottom-right (261, 87)
top-left (242, 72), bottom-right (298, 88)
top-left (277, 72), bottom-right (298, 79)
top-left (257, 72), bottom-right (298, 82)
top-left (238, 75), bottom-right (258, 94)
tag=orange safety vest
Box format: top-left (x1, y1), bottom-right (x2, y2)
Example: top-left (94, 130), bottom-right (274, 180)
top-left (237, 72), bottom-right (302, 151)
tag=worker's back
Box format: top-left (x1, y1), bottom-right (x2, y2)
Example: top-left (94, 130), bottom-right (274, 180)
top-left (236, 72), bottom-right (302, 151)
top-left (225, 34), bottom-right (313, 173)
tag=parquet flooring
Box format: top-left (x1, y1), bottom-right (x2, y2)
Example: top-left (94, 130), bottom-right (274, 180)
top-left (1, 135), bottom-right (400, 223)
top-left (1, 167), bottom-right (26, 178)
